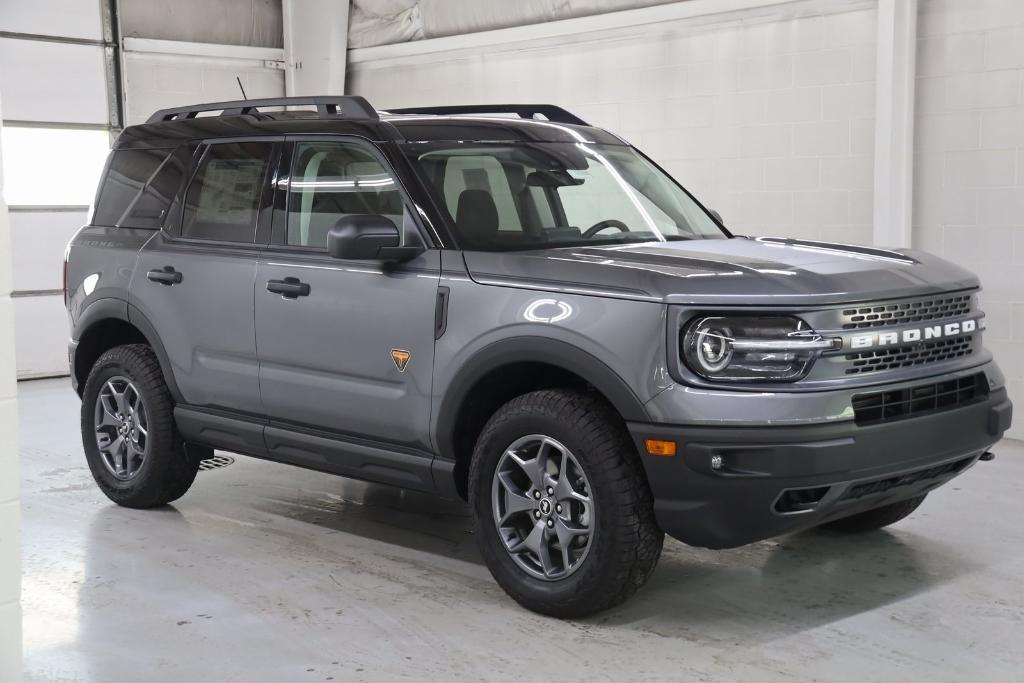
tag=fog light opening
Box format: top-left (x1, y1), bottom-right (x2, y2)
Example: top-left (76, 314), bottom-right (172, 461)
top-left (775, 486), bottom-right (830, 514)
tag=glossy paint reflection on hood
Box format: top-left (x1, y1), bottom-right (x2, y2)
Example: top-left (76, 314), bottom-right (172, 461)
top-left (462, 237), bottom-right (980, 306)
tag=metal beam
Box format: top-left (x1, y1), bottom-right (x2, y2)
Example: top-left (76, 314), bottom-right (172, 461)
top-left (282, 0), bottom-right (349, 96)
top-left (873, 0), bottom-right (918, 248)
top-left (121, 37), bottom-right (284, 62)
top-left (347, 0), bottom-right (872, 65)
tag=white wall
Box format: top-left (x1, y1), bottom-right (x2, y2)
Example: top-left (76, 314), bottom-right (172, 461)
top-left (0, 90), bottom-right (24, 683)
top-left (0, 0), bottom-right (109, 380)
top-left (123, 49), bottom-right (285, 126)
top-left (349, 1), bottom-right (879, 244)
top-left (913, 0), bottom-right (1024, 438)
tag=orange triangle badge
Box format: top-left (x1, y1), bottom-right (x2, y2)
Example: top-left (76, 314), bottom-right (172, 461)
top-left (390, 349), bottom-right (411, 372)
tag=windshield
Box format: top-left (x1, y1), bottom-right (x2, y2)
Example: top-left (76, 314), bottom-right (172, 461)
top-left (401, 142), bottom-right (727, 251)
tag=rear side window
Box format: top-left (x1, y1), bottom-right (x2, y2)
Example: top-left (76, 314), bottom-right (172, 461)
top-left (93, 148), bottom-right (173, 227)
top-left (181, 141), bottom-right (274, 243)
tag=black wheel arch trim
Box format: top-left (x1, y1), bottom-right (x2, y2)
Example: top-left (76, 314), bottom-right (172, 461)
top-left (71, 297), bottom-right (184, 403)
top-left (434, 336), bottom-right (650, 460)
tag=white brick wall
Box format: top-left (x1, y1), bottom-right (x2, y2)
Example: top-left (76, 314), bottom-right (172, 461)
top-left (349, 5), bottom-right (879, 244)
top-left (914, 0), bottom-right (1024, 438)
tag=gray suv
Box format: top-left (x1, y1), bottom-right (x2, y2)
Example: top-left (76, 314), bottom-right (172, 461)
top-left (65, 96), bottom-right (1013, 617)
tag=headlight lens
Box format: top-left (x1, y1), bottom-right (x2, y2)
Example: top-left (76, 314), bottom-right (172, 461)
top-left (682, 316), bottom-right (839, 382)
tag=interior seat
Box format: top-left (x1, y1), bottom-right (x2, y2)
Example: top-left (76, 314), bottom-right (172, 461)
top-left (455, 189), bottom-right (499, 248)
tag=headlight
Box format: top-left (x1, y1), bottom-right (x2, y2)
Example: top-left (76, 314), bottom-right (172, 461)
top-left (682, 316), bottom-right (840, 382)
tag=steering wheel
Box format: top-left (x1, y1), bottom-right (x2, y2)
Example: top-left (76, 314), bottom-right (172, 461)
top-left (582, 219), bottom-right (631, 239)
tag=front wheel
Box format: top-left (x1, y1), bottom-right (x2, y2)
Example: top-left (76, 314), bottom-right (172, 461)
top-left (80, 344), bottom-right (205, 508)
top-left (469, 389), bottom-right (663, 618)
top-left (821, 494), bottom-right (927, 533)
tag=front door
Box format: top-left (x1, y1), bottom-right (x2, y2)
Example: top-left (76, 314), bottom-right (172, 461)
top-left (255, 138), bottom-right (440, 452)
top-left (131, 139), bottom-right (279, 415)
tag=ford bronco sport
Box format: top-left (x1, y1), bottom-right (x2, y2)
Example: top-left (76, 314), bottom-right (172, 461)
top-left (65, 96), bottom-right (1013, 617)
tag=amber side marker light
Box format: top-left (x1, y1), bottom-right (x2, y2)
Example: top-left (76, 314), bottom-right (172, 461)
top-left (645, 439), bottom-right (677, 457)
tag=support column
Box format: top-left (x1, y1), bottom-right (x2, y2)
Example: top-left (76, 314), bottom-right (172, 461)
top-left (0, 91), bottom-right (23, 682)
top-left (282, 0), bottom-right (350, 96)
top-left (873, 0), bottom-right (918, 248)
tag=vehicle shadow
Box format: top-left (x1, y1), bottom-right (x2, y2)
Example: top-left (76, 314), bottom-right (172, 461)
top-left (245, 473), bottom-right (981, 640)
top-left (594, 526), bottom-right (980, 643)
top-left (248, 474), bottom-right (482, 565)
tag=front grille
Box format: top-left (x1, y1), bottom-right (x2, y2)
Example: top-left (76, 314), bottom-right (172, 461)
top-left (851, 373), bottom-right (987, 425)
top-left (843, 336), bottom-right (974, 375)
top-left (841, 293), bottom-right (971, 330)
top-left (840, 456), bottom-right (975, 501)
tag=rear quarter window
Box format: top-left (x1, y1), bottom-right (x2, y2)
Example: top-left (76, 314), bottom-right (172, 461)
top-left (92, 147), bottom-right (186, 229)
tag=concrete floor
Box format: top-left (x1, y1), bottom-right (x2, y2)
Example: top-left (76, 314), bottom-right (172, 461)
top-left (17, 377), bottom-right (1024, 682)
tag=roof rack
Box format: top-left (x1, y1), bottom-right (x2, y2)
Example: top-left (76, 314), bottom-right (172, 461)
top-left (146, 96), bottom-right (379, 124)
top-left (384, 104), bottom-right (589, 127)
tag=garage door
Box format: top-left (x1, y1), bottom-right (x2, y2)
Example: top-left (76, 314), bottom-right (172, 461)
top-left (0, 1), bottom-right (114, 378)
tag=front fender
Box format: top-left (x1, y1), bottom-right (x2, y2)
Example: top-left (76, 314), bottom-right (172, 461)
top-left (434, 335), bottom-right (652, 461)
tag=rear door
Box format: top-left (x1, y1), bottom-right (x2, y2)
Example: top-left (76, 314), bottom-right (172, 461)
top-left (255, 136), bottom-right (440, 453)
top-left (131, 138), bottom-right (280, 415)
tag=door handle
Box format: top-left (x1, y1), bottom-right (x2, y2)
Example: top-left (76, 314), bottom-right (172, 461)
top-left (267, 277), bottom-right (310, 298)
top-left (147, 266), bottom-right (182, 285)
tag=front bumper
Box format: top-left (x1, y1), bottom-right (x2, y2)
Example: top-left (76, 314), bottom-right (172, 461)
top-left (628, 387), bottom-right (1012, 549)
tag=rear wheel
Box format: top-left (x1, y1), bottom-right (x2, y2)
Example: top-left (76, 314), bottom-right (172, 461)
top-left (469, 389), bottom-right (663, 618)
top-left (822, 494), bottom-right (927, 533)
top-left (81, 344), bottom-right (206, 508)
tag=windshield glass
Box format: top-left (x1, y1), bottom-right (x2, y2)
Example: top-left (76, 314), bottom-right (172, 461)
top-left (401, 142), bottom-right (727, 251)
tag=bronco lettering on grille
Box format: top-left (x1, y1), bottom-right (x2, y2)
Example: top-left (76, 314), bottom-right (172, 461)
top-left (849, 318), bottom-right (981, 349)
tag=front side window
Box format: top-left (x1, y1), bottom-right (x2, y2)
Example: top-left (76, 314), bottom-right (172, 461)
top-left (287, 141), bottom-right (403, 248)
top-left (181, 141), bottom-right (274, 242)
top-left (402, 142), bottom-right (726, 251)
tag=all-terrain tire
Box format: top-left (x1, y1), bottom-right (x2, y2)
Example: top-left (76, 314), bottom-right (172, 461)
top-left (469, 389), bottom-right (663, 618)
top-left (81, 344), bottom-right (206, 508)
top-left (822, 494), bottom-right (927, 533)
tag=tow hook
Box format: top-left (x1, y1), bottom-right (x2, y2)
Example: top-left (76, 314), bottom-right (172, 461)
top-left (979, 451), bottom-right (995, 462)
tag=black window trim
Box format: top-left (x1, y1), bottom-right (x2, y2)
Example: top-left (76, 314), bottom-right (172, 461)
top-left (265, 134), bottom-right (433, 256)
top-left (165, 135), bottom-right (285, 248)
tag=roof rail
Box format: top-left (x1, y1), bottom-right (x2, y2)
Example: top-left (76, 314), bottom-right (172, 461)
top-left (145, 96), bottom-right (379, 124)
top-left (384, 104), bottom-right (589, 127)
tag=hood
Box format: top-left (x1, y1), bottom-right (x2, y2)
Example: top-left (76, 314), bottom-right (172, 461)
top-left (462, 237), bottom-right (980, 306)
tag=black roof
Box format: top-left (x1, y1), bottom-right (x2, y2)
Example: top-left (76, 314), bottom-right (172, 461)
top-left (116, 97), bottom-right (624, 149)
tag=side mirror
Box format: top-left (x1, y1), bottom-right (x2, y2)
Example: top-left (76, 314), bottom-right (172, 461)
top-left (709, 209), bottom-right (724, 225)
top-left (327, 214), bottom-right (418, 261)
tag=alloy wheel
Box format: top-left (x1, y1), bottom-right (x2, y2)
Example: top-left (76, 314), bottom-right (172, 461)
top-left (491, 434), bottom-right (594, 581)
top-left (94, 376), bottom-right (149, 480)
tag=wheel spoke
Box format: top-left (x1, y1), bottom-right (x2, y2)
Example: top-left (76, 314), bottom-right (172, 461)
top-left (535, 528), bottom-right (556, 576)
top-left (97, 400), bottom-right (120, 427)
top-left (553, 465), bottom-right (589, 505)
top-left (506, 449), bottom-right (546, 492)
top-left (111, 390), bottom-right (128, 417)
top-left (115, 439), bottom-right (129, 474)
top-left (509, 520), bottom-right (545, 555)
top-left (497, 472), bottom-right (535, 524)
top-left (555, 516), bottom-right (589, 539)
